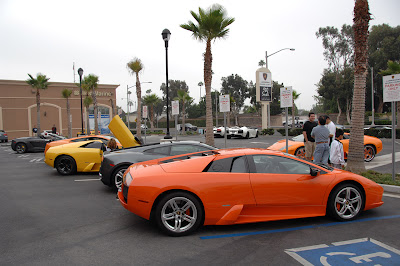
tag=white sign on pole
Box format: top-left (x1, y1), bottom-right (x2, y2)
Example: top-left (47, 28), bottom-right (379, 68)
top-left (280, 86), bottom-right (293, 108)
top-left (383, 74), bottom-right (400, 102)
top-left (142, 105), bottom-right (148, 118)
top-left (171, 100), bottom-right (179, 115)
top-left (219, 95), bottom-right (230, 113)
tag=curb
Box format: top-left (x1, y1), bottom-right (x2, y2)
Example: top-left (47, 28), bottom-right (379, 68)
top-left (380, 184), bottom-right (400, 194)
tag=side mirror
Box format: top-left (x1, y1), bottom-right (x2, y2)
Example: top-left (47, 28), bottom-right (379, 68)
top-left (310, 167), bottom-right (320, 177)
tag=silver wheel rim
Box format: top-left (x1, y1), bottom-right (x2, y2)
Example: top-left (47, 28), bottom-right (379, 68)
top-left (334, 187), bottom-right (362, 219)
top-left (16, 144), bottom-right (25, 153)
top-left (364, 146), bottom-right (375, 162)
top-left (161, 196), bottom-right (197, 233)
top-left (114, 168), bottom-right (126, 189)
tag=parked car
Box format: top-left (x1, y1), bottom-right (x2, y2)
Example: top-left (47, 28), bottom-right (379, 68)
top-left (268, 133), bottom-right (382, 162)
top-left (11, 134), bottom-right (65, 154)
top-left (179, 123), bottom-right (198, 132)
top-left (0, 130), bottom-right (8, 143)
top-left (41, 130), bottom-right (60, 138)
top-left (364, 125), bottom-right (392, 130)
top-left (228, 126), bottom-right (258, 138)
top-left (44, 140), bottom-right (106, 175)
top-left (44, 135), bottom-right (123, 155)
top-left (100, 141), bottom-right (216, 189)
top-left (76, 129), bottom-right (101, 136)
top-left (213, 126), bottom-right (231, 138)
top-left (118, 148), bottom-right (384, 236)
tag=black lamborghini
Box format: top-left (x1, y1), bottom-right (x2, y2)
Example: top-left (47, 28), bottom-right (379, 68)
top-left (11, 134), bottom-right (65, 153)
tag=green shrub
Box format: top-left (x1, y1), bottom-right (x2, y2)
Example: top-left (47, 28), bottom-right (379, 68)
top-left (261, 128), bottom-right (275, 135)
top-left (277, 128), bottom-right (302, 136)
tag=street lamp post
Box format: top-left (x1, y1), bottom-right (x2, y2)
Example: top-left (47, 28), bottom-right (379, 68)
top-left (265, 48), bottom-right (295, 128)
top-left (371, 67), bottom-right (375, 126)
top-left (162, 28), bottom-right (172, 139)
top-left (78, 68), bottom-right (84, 135)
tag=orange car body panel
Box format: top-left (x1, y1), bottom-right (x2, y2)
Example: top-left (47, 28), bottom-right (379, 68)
top-left (118, 148), bottom-right (384, 226)
top-left (268, 134), bottom-right (382, 159)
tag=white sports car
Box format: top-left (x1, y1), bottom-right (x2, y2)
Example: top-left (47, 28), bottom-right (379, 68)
top-left (228, 126), bottom-right (258, 139)
top-left (213, 126), bottom-right (231, 138)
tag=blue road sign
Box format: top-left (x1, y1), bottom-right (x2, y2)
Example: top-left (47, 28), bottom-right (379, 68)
top-left (286, 238), bottom-right (400, 265)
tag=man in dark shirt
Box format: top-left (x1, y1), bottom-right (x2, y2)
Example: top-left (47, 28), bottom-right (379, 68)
top-left (302, 112), bottom-right (317, 161)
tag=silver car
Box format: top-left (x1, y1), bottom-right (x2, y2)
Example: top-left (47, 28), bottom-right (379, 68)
top-left (0, 130), bottom-right (8, 142)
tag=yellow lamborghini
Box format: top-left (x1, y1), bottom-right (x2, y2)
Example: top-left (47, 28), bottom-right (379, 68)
top-left (44, 140), bottom-right (106, 175)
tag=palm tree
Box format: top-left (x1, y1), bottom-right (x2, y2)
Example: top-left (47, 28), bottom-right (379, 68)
top-left (291, 90), bottom-right (301, 129)
top-left (83, 74), bottom-right (100, 134)
top-left (174, 90), bottom-right (192, 133)
top-left (346, 0), bottom-right (371, 173)
top-left (26, 73), bottom-right (50, 134)
top-left (62, 89), bottom-right (73, 138)
top-left (380, 60), bottom-right (400, 128)
top-left (127, 58), bottom-right (144, 137)
top-left (143, 93), bottom-right (160, 130)
top-left (181, 4), bottom-right (235, 146)
top-left (83, 96), bottom-right (93, 134)
top-left (258, 60), bottom-right (266, 67)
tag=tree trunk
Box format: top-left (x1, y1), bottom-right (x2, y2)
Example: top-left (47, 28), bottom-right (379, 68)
top-left (86, 107), bottom-right (90, 135)
top-left (336, 98), bottom-right (342, 124)
top-left (110, 99), bottom-right (116, 118)
top-left (36, 90), bottom-right (41, 134)
top-left (92, 89), bottom-right (99, 134)
top-left (291, 101), bottom-right (295, 129)
top-left (397, 102), bottom-right (400, 129)
top-left (135, 73), bottom-right (142, 138)
top-left (377, 95), bottom-right (384, 113)
top-left (182, 102), bottom-right (186, 133)
top-left (67, 98), bottom-right (72, 138)
top-left (204, 39), bottom-right (214, 146)
top-left (346, 98), bottom-right (352, 124)
top-left (346, 0), bottom-right (370, 174)
top-left (150, 105), bottom-right (154, 130)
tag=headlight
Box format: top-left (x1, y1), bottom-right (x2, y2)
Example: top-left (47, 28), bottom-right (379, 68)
top-left (123, 171), bottom-right (133, 187)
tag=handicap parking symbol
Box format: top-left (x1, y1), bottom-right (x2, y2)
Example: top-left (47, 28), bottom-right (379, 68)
top-left (285, 238), bottom-right (400, 265)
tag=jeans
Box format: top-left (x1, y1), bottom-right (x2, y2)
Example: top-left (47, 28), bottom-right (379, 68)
top-left (313, 143), bottom-right (330, 165)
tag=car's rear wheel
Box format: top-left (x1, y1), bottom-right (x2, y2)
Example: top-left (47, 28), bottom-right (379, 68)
top-left (245, 132), bottom-right (250, 139)
top-left (295, 147), bottom-right (306, 158)
top-left (364, 145), bottom-right (376, 162)
top-left (55, 155), bottom-right (77, 175)
top-left (154, 192), bottom-right (203, 236)
top-left (327, 183), bottom-right (364, 221)
top-left (255, 131), bottom-right (259, 138)
top-left (16, 143), bottom-right (27, 153)
top-left (112, 166), bottom-right (128, 190)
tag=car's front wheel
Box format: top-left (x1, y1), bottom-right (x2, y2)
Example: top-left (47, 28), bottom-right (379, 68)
top-left (112, 166), bottom-right (128, 190)
top-left (154, 192), bottom-right (203, 236)
top-left (16, 143), bottom-right (27, 153)
top-left (327, 183), bottom-right (364, 221)
top-left (295, 147), bottom-right (306, 158)
top-left (364, 145), bottom-right (376, 162)
top-left (55, 155), bottom-right (77, 175)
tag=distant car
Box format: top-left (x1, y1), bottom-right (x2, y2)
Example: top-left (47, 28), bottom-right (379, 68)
top-left (76, 129), bottom-right (101, 136)
top-left (228, 126), bottom-right (258, 139)
top-left (41, 130), bottom-right (60, 138)
top-left (44, 135), bottom-right (123, 155)
top-left (100, 141), bottom-right (216, 189)
top-left (213, 126), bottom-right (231, 138)
top-left (364, 125), bottom-right (392, 130)
top-left (0, 130), bottom-right (8, 143)
top-left (179, 123), bottom-right (198, 132)
top-left (11, 134), bottom-right (65, 154)
top-left (268, 133), bottom-right (382, 162)
top-left (141, 124), bottom-right (148, 130)
top-left (44, 140), bottom-right (106, 175)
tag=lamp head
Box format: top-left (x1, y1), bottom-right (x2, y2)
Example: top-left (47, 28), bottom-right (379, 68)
top-left (162, 29), bottom-right (171, 42)
top-left (78, 68), bottom-right (83, 77)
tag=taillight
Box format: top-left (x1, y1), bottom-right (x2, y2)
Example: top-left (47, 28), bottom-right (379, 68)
top-left (217, 129), bottom-right (221, 132)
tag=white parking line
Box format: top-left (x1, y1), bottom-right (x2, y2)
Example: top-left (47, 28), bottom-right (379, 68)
top-left (366, 152), bottom-right (400, 170)
top-left (74, 178), bottom-right (101, 182)
top-left (383, 193), bottom-right (400, 199)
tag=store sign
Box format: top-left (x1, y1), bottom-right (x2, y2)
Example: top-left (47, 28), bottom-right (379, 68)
top-left (280, 86), bottom-right (293, 108)
top-left (256, 68), bottom-right (272, 102)
top-left (73, 90), bottom-right (112, 97)
top-left (219, 95), bottom-right (230, 113)
top-left (171, 100), bottom-right (179, 115)
top-left (142, 105), bottom-right (148, 118)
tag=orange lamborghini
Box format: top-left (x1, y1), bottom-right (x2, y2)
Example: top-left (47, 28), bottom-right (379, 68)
top-left (118, 148), bottom-right (383, 236)
top-left (268, 133), bottom-right (382, 162)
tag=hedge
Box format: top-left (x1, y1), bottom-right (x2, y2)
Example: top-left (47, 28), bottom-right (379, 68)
top-left (261, 128), bottom-right (275, 135)
top-left (277, 128), bottom-right (303, 136)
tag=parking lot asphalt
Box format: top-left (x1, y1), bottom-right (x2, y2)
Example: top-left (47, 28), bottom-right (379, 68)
top-left (1, 135), bottom-right (400, 265)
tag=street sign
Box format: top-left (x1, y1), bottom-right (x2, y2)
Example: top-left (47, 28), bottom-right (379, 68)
top-left (280, 86), bottom-right (293, 108)
top-left (256, 68), bottom-right (272, 102)
top-left (171, 100), bottom-right (179, 115)
top-left (219, 95), bottom-right (230, 113)
top-left (383, 74), bottom-right (400, 102)
top-left (142, 105), bottom-right (148, 118)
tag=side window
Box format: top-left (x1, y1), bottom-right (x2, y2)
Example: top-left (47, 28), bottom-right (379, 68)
top-left (144, 146), bottom-right (170, 155)
top-left (231, 156), bottom-right (247, 173)
top-left (71, 137), bottom-right (89, 142)
top-left (81, 141), bottom-right (103, 149)
top-left (252, 155), bottom-right (310, 174)
top-left (205, 156), bottom-right (247, 173)
top-left (170, 145), bottom-right (209, 156)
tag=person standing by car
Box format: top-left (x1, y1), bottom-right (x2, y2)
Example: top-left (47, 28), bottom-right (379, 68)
top-left (324, 115), bottom-right (336, 145)
top-left (330, 129), bottom-right (345, 169)
top-left (32, 125), bottom-right (38, 136)
top-left (302, 112), bottom-right (317, 161)
top-left (311, 116), bottom-right (330, 165)
top-left (52, 124), bottom-right (57, 134)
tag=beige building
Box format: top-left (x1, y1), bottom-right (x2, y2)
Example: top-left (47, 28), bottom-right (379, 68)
top-left (0, 79), bottom-right (118, 139)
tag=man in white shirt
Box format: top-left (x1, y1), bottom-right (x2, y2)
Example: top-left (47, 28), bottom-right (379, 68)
top-left (324, 115), bottom-right (336, 144)
top-left (330, 129), bottom-right (345, 169)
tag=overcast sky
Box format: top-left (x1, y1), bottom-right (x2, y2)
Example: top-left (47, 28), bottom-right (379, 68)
top-left (1, 0), bottom-right (399, 112)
